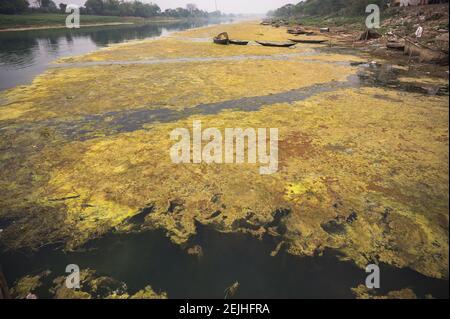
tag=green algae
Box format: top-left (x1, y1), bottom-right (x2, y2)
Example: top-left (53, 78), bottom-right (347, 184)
top-left (49, 269), bottom-right (167, 299)
top-left (351, 285), bottom-right (418, 299)
top-left (2, 86), bottom-right (447, 279)
top-left (0, 21), bottom-right (448, 285)
top-left (55, 21), bottom-right (326, 64)
top-left (57, 38), bottom-right (314, 63)
top-left (10, 271), bottom-right (50, 299)
top-left (129, 286), bottom-right (168, 299)
top-left (0, 59), bottom-right (355, 123)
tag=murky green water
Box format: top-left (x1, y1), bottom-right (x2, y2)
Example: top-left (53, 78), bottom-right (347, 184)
top-left (2, 224), bottom-right (448, 299)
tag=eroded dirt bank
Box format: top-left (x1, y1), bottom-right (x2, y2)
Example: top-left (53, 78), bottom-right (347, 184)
top-left (0, 21), bottom-right (448, 298)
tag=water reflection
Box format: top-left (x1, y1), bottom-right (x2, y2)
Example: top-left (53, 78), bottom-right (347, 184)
top-left (0, 20), bottom-right (227, 90)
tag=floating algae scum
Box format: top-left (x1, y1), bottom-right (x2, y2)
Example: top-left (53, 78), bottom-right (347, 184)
top-left (0, 20), bottom-right (228, 91)
top-left (0, 21), bottom-right (449, 298)
top-left (1, 225), bottom-right (448, 299)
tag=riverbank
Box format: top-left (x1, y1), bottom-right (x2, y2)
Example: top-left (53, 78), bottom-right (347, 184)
top-left (0, 13), bottom-right (201, 32)
top-left (0, 20), bottom-right (222, 91)
top-left (0, 21), bottom-right (448, 298)
top-left (270, 4), bottom-right (449, 66)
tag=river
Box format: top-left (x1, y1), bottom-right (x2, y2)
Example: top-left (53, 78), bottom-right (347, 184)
top-left (0, 20), bottom-right (448, 299)
top-left (0, 20), bottom-right (229, 91)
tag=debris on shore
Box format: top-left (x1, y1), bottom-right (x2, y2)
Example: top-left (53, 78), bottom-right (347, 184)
top-left (270, 3), bottom-right (449, 65)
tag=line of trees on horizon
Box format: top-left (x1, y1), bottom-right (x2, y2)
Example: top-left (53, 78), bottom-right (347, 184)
top-left (0, 0), bottom-right (32, 14)
top-left (269, 0), bottom-right (390, 18)
top-left (0, 0), bottom-right (226, 19)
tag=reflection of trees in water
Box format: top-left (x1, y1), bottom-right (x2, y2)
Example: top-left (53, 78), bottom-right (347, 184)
top-left (65, 33), bottom-right (74, 45)
top-left (88, 24), bottom-right (163, 45)
top-left (42, 34), bottom-right (61, 57)
top-left (0, 32), bottom-right (39, 66)
top-left (85, 21), bottom-right (216, 45)
top-left (0, 20), bottom-right (228, 89)
top-left (0, 19), bottom-right (228, 72)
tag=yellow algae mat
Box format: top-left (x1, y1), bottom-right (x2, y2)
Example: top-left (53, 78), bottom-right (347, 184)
top-left (0, 60), bottom-right (355, 122)
top-left (0, 22), bottom-right (448, 282)
top-left (57, 21), bottom-right (329, 63)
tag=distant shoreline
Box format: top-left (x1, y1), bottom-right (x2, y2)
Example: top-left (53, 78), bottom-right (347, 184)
top-left (0, 13), bottom-right (213, 32)
top-left (0, 22), bottom-right (138, 32)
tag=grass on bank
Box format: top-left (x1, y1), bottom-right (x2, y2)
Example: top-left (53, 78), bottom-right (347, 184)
top-left (297, 15), bottom-right (366, 29)
top-left (280, 9), bottom-right (399, 32)
top-left (0, 13), bottom-right (178, 30)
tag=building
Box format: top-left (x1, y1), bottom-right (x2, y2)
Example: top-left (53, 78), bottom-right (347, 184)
top-left (391, 0), bottom-right (448, 6)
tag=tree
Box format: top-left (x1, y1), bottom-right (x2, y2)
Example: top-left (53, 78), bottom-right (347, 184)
top-left (84, 0), bottom-right (160, 17)
top-left (46, 0), bottom-right (57, 10)
top-left (102, 0), bottom-right (120, 16)
top-left (186, 3), bottom-right (198, 13)
top-left (209, 10), bottom-right (222, 17)
top-left (59, 3), bottom-right (67, 12)
top-left (118, 0), bottom-right (134, 16)
top-left (85, 0), bottom-right (104, 15)
top-left (272, 0), bottom-right (389, 18)
top-left (0, 0), bottom-right (29, 14)
top-left (34, 0), bottom-right (57, 12)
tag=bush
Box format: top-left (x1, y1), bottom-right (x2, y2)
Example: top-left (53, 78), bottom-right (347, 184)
top-left (272, 0), bottom-right (389, 18)
top-left (0, 0), bottom-right (29, 14)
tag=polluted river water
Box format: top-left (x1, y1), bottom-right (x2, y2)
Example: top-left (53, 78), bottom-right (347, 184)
top-left (0, 20), bottom-right (231, 91)
top-left (2, 224), bottom-right (448, 299)
top-left (0, 21), bottom-right (449, 299)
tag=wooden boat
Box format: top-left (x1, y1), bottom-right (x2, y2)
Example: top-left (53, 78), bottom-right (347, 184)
top-left (287, 29), bottom-right (306, 35)
top-left (213, 37), bottom-right (229, 45)
top-left (213, 32), bottom-right (230, 45)
top-left (256, 41), bottom-right (296, 48)
top-left (386, 42), bottom-right (405, 51)
top-left (229, 39), bottom-right (249, 46)
top-left (289, 39), bottom-right (328, 44)
top-left (287, 28), bottom-right (315, 35)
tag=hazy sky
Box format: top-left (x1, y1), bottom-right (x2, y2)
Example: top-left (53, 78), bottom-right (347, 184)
top-left (57, 0), bottom-right (296, 14)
